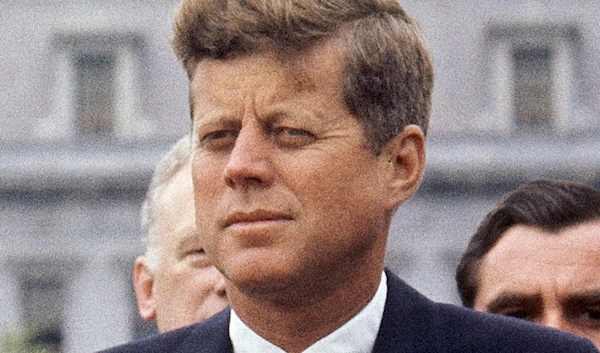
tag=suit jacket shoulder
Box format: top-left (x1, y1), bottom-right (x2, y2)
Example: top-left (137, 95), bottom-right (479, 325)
top-left (374, 270), bottom-right (598, 353)
top-left (97, 308), bottom-right (233, 353)
top-left (99, 271), bottom-right (597, 353)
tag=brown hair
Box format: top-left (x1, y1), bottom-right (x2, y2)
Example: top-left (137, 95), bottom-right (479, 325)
top-left (456, 179), bottom-right (600, 308)
top-left (172, 0), bottom-right (433, 153)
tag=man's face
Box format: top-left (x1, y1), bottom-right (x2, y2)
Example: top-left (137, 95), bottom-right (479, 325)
top-left (135, 163), bottom-right (229, 333)
top-left (474, 220), bottom-right (600, 348)
top-left (189, 41), bottom-right (400, 300)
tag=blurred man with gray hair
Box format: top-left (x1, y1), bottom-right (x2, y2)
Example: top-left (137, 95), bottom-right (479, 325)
top-left (133, 136), bottom-right (228, 333)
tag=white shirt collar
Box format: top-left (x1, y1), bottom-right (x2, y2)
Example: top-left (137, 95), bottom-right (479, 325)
top-left (230, 271), bottom-right (388, 353)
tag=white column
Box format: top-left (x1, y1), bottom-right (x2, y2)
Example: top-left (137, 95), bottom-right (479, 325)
top-left (114, 45), bottom-right (153, 139)
top-left (62, 255), bottom-right (132, 353)
top-left (0, 262), bottom-right (24, 336)
top-left (35, 49), bottom-right (76, 140)
top-left (552, 38), bottom-right (572, 132)
top-left (490, 40), bottom-right (514, 133)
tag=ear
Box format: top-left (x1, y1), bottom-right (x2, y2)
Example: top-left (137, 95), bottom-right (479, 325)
top-left (133, 256), bottom-right (157, 322)
top-left (381, 125), bottom-right (426, 210)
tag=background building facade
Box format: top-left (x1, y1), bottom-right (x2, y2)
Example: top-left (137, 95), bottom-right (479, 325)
top-left (1, 0), bottom-right (599, 351)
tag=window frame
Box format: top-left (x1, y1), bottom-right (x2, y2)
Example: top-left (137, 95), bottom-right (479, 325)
top-left (36, 32), bottom-right (154, 141)
top-left (485, 24), bottom-right (580, 134)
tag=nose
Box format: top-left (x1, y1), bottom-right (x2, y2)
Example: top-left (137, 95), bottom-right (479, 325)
top-left (224, 124), bottom-right (275, 189)
top-left (214, 273), bottom-right (227, 298)
top-left (541, 313), bottom-right (576, 334)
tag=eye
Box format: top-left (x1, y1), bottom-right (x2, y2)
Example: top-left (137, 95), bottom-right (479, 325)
top-left (185, 248), bottom-right (206, 257)
top-left (184, 248), bottom-right (212, 267)
top-left (587, 309), bottom-right (600, 321)
top-left (190, 248), bottom-right (205, 255)
top-left (498, 308), bottom-right (536, 321)
top-left (273, 127), bottom-right (316, 148)
top-left (576, 307), bottom-right (600, 327)
top-left (200, 130), bottom-right (237, 150)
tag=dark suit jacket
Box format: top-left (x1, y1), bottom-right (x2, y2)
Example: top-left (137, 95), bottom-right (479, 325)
top-left (100, 270), bottom-right (598, 352)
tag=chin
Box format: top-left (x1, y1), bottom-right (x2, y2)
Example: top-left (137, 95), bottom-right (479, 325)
top-left (224, 252), bottom-right (299, 291)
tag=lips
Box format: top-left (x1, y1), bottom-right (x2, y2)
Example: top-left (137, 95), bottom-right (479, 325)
top-left (222, 210), bottom-right (293, 228)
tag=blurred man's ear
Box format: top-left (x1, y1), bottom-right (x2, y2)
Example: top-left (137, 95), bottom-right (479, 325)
top-left (133, 256), bottom-right (157, 322)
top-left (382, 124), bottom-right (426, 210)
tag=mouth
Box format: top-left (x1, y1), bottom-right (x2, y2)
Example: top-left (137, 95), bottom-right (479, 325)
top-left (222, 210), bottom-right (293, 229)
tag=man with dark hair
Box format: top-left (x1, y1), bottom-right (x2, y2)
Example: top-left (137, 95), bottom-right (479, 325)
top-left (457, 179), bottom-right (600, 348)
top-left (101, 1), bottom-right (597, 352)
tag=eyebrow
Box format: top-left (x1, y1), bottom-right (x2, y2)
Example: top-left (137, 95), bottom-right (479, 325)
top-left (484, 292), bottom-right (542, 314)
top-left (195, 115), bottom-right (241, 132)
top-left (564, 289), bottom-right (600, 307)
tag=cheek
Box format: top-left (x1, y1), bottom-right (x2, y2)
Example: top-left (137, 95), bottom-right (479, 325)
top-left (297, 167), bottom-right (385, 241)
top-left (184, 271), bottom-right (220, 303)
top-left (192, 161), bottom-right (223, 225)
top-left (300, 157), bottom-right (382, 213)
top-left (190, 277), bottom-right (213, 296)
top-left (167, 270), bottom-right (210, 297)
top-left (193, 167), bottom-right (221, 200)
top-left (152, 273), bottom-right (183, 308)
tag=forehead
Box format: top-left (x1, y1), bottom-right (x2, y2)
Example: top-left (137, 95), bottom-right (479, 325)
top-left (489, 221), bottom-right (600, 261)
top-left (478, 221), bottom-right (600, 294)
top-left (154, 164), bottom-right (195, 236)
top-left (158, 163), bottom-right (193, 207)
top-left (189, 39), bottom-right (345, 111)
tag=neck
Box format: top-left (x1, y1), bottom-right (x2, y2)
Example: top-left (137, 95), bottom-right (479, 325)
top-left (229, 255), bottom-right (385, 353)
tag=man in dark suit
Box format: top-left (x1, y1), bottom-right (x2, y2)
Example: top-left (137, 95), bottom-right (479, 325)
top-left (101, 0), bottom-right (597, 352)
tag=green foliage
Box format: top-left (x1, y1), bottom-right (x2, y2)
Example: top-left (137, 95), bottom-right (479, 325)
top-left (0, 327), bottom-right (56, 353)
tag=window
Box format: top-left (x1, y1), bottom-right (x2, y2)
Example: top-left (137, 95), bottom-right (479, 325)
top-left (76, 53), bottom-right (117, 138)
top-left (20, 277), bottom-right (63, 353)
top-left (485, 24), bottom-right (580, 133)
top-left (512, 45), bottom-right (553, 130)
top-left (36, 32), bottom-right (154, 141)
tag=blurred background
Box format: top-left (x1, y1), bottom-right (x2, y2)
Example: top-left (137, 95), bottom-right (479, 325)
top-left (1, 0), bottom-right (600, 351)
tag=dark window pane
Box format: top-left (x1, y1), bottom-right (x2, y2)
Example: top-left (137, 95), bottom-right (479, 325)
top-left (21, 278), bottom-right (63, 352)
top-left (512, 46), bottom-right (553, 130)
top-left (75, 53), bottom-right (116, 138)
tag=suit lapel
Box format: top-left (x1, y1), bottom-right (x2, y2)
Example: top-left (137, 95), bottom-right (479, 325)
top-left (372, 270), bottom-right (440, 353)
